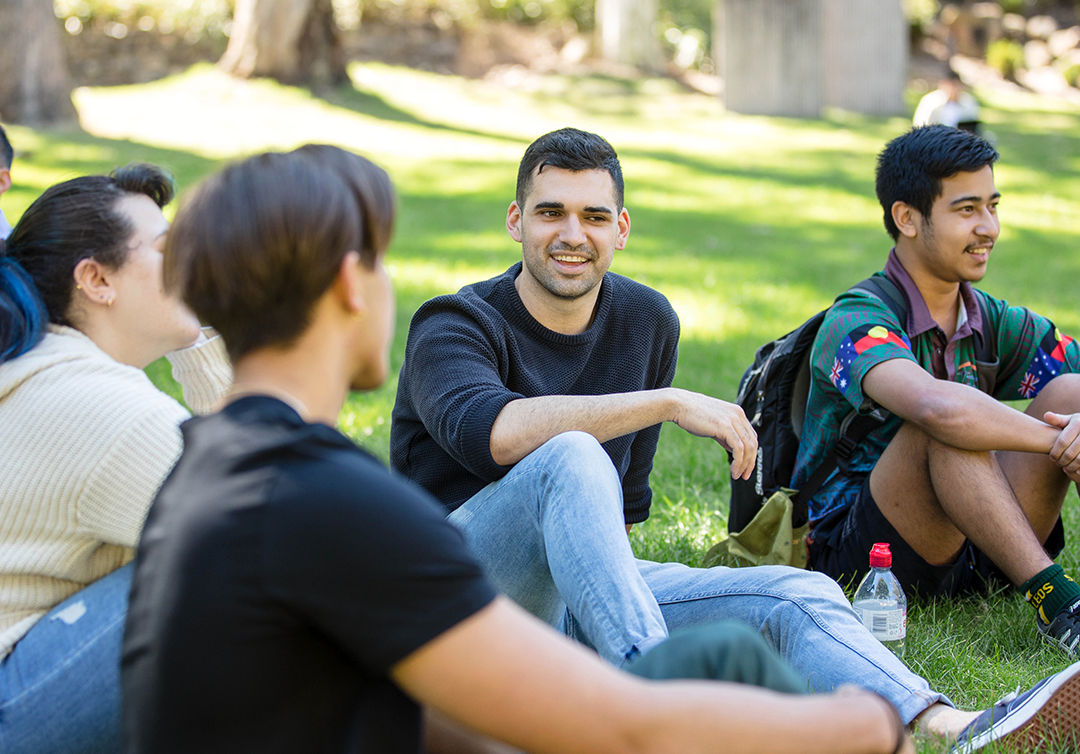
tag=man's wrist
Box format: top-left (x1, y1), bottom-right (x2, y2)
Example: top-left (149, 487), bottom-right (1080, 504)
top-left (659, 386), bottom-right (684, 425)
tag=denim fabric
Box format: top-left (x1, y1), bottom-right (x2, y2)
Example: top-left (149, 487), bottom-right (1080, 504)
top-left (635, 560), bottom-right (946, 723)
top-left (450, 432), bottom-right (948, 724)
top-left (448, 431), bottom-right (669, 666)
top-left (0, 563), bottom-right (132, 754)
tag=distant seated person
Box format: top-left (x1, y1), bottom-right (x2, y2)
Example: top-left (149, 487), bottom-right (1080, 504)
top-left (914, 67), bottom-right (981, 134)
top-left (0, 124), bottom-right (13, 240)
top-left (120, 145), bottom-right (915, 754)
top-left (0, 165), bottom-right (230, 753)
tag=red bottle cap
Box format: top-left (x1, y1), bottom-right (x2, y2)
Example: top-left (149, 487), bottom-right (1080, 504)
top-left (869, 542), bottom-right (892, 568)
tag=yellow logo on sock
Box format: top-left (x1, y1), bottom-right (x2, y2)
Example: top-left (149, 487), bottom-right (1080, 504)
top-left (1030, 584), bottom-right (1053, 607)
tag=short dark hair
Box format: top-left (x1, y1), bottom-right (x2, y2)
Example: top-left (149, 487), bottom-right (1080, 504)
top-left (0, 124), bottom-right (12, 170)
top-left (165, 145), bottom-right (396, 363)
top-left (0, 164), bottom-right (174, 363)
top-left (516, 127), bottom-right (624, 209)
top-left (875, 125), bottom-right (999, 240)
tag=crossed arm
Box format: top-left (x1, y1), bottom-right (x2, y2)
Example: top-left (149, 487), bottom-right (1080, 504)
top-left (488, 388), bottom-right (758, 481)
top-left (397, 597), bottom-right (908, 754)
top-left (862, 359), bottom-right (1080, 478)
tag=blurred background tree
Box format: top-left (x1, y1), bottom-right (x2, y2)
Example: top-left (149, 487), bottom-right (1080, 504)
top-left (219, 0), bottom-right (348, 84)
top-left (26, 0), bottom-right (1080, 104)
top-left (0, 0), bottom-right (76, 124)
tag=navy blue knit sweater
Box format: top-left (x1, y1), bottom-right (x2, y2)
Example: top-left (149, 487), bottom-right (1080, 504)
top-left (390, 262), bottom-right (680, 524)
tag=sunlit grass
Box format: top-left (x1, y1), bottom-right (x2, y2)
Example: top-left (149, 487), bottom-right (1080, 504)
top-left (11, 62), bottom-right (1080, 748)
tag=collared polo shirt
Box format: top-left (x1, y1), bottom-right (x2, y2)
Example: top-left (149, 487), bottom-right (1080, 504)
top-left (794, 249), bottom-right (1080, 525)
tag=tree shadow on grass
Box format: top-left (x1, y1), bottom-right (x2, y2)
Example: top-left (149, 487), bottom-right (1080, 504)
top-left (6, 126), bottom-right (222, 217)
top-left (316, 79), bottom-right (529, 147)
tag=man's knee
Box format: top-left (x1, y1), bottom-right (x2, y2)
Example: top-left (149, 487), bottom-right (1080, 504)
top-left (1029, 373), bottom-right (1080, 416)
top-left (529, 432), bottom-right (617, 477)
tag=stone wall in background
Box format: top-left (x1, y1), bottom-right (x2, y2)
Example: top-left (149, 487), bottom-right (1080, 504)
top-left (924, 2), bottom-right (1080, 93)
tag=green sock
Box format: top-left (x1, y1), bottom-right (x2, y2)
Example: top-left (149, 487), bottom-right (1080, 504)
top-left (1022, 564), bottom-right (1080, 625)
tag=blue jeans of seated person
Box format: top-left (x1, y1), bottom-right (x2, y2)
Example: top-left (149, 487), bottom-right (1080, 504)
top-left (0, 563), bottom-right (132, 754)
top-left (448, 431), bottom-right (949, 724)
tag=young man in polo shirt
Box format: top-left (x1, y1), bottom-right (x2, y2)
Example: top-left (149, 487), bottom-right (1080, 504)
top-left (797, 125), bottom-right (1080, 655)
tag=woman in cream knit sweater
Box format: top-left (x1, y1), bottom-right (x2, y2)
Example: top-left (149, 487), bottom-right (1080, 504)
top-left (0, 164), bottom-right (230, 753)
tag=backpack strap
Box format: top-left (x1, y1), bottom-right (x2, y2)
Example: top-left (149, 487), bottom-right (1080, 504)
top-left (848, 275), bottom-right (907, 325)
top-left (791, 407), bottom-right (886, 523)
top-left (789, 276), bottom-right (906, 525)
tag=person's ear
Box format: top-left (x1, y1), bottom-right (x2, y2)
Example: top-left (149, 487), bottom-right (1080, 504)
top-left (0, 168), bottom-right (11, 197)
top-left (506, 201), bottom-right (523, 243)
top-left (615, 207), bottom-right (631, 250)
top-left (891, 201), bottom-right (920, 239)
top-left (72, 257), bottom-right (115, 309)
top-left (337, 251), bottom-right (369, 322)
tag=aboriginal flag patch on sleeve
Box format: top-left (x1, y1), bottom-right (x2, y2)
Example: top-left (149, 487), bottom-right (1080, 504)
top-left (1018, 328), bottom-right (1075, 399)
top-left (829, 325), bottom-right (912, 394)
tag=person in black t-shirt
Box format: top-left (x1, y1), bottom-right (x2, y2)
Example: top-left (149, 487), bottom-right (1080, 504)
top-left (121, 145), bottom-right (915, 754)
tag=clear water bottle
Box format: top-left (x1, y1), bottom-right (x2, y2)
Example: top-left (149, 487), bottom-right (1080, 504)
top-left (852, 542), bottom-right (907, 659)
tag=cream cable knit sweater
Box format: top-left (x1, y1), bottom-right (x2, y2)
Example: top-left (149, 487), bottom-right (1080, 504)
top-left (0, 325), bottom-right (231, 659)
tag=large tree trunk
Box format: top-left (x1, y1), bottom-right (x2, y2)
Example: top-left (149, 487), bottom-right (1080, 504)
top-left (218, 0), bottom-right (347, 87)
top-left (0, 0), bottom-right (76, 125)
top-left (595, 0), bottom-right (661, 72)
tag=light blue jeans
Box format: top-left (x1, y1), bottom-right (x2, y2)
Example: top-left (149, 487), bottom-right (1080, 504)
top-left (0, 563), bottom-right (132, 754)
top-left (449, 432), bottom-right (948, 724)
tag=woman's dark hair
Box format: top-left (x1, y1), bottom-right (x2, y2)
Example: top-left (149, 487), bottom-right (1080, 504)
top-left (165, 145), bottom-right (395, 363)
top-left (0, 163), bottom-right (175, 364)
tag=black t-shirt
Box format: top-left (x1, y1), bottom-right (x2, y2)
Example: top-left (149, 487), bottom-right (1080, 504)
top-left (122, 396), bottom-right (497, 754)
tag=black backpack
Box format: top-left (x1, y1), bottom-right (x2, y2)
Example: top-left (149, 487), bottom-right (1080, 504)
top-left (727, 276), bottom-right (997, 535)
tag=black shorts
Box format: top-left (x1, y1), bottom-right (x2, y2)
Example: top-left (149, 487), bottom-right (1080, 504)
top-left (807, 475), bottom-right (1066, 600)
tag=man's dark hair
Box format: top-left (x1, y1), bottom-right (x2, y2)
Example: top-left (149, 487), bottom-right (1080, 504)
top-left (0, 124), bottom-right (12, 170)
top-left (516, 127), bottom-right (624, 209)
top-left (875, 124), bottom-right (998, 240)
top-left (165, 145), bottom-right (396, 363)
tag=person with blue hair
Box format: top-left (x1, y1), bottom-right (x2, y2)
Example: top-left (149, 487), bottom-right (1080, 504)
top-left (0, 164), bottom-right (231, 753)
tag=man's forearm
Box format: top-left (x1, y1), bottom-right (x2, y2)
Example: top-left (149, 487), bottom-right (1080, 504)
top-left (913, 388), bottom-right (1058, 453)
top-left (865, 363), bottom-right (1058, 454)
top-left (489, 390), bottom-right (677, 467)
top-left (488, 388), bottom-right (757, 479)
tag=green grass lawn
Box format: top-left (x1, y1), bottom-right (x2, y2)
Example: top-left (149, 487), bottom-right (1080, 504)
top-left (8, 62), bottom-right (1080, 750)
